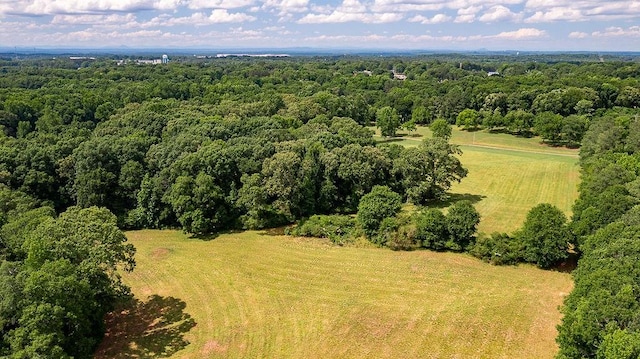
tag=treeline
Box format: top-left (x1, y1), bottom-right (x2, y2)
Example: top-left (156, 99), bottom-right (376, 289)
top-left (70, 100), bottom-right (466, 233)
top-left (0, 197), bottom-right (135, 357)
top-left (555, 116), bottom-right (640, 358)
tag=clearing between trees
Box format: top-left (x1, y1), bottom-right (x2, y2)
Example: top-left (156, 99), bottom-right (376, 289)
top-left (97, 229), bottom-right (572, 359)
top-left (379, 126), bottom-right (580, 234)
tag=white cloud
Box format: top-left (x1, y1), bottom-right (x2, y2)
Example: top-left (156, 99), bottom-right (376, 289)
top-left (209, 9), bottom-right (256, 22)
top-left (408, 13), bottom-right (452, 24)
top-left (370, 0), bottom-right (522, 13)
top-left (457, 5), bottom-right (481, 15)
top-left (298, 0), bottom-right (402, 24)
top-left (339, 0), bottom-right (367, 13)
top-left (592, 26), bottom-right (640, 38)
top-left (262, 0), bottom-right (309, 14)
top-left (299, 11), bottom-right (402, 23)
top-left (524, 1), bottom-right (640, 22)
top-left (310, 4), bottom-right (333, 13)
top-left (4, 0), bottom-right (183, 15)
top-left (136, 9), bottom-right (254, 27)
top-left (568, 31), bottom-right (588, 38)
top-left (479, 5), bottom-right (521, 22)
top-left (454, 14), bottom-right (475, 22)
top-left (302, 27), bottom-right (551, 47)
top-left (525, 7), bottom-right (583, 22)
top-left (187, 0), bottom-right (255, 9)
top-left (493, 27), bottom-right (546, 39)
top-left (51, 13), bottom-right (137, 25)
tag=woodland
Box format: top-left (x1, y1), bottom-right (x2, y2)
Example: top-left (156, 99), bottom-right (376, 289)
top-left (0, 54), bottom-right (639, 357)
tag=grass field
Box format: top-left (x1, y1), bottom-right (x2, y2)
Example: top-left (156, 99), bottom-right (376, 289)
top-left (376, 126), bottom-right (580, 234)
top-left (96, 230), bottom-right (573, 359)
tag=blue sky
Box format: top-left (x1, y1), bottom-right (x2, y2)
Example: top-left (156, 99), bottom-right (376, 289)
top-left (0, 0), bottom-right (638, 51)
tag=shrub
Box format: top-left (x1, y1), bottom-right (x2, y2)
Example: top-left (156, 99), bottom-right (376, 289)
top-left (414, 208), bottom-right (448, 250)
top-left (470, 232), bottom-right (523, 265)
top-left (290, 214), bottom-right (355, 245)
top-left (386, 225), bottom-right (419, 251)
top-left (357, 186), bottom-right (402, 239)
top-left (446, 200), bottom-right (481, 251)
top-left (374, 217), bottom-right (400, 246)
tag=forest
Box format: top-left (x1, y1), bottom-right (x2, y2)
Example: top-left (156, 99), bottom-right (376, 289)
top-left (0, 54), bottom-right (639, 357)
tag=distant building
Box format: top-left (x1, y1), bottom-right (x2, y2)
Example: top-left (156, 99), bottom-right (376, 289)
top-left (353, 70), bottom-right (372, 76)
top-left (119, 57), bottom-right (167, 65)
top-left (392, 70), bottom-right (407, 80)
top-left (487, 71), bottom-right (500, 77)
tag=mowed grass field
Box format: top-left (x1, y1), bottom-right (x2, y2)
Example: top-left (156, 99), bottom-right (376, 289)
top-left (96, 230), bottom-right (572, 359)
top-left (376, 126), bottom-right (580, 234)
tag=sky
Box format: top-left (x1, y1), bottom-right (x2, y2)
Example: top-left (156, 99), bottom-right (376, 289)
top-left (0, 0), bottom-right (638, 51)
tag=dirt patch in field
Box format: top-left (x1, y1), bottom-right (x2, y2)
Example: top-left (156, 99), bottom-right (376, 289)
top-left (202, 340), bottom-right (228, 355)
top-left (151, 247), bottom-right (171, 259)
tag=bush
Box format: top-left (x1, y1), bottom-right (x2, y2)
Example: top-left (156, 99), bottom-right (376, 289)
top-left (373, 217), bottom-right (400, 246)
top-left (446, 200), bottom-right (481, 251)
top-left (357, 186), bottom-right (402, 239)
top-left (414, 208), bottom-right (448, 250)
top-left (290, 214), bottom-right (355, 245)
top-left (470, 232), bottom-right (523, 265)
top-left (386, 226), bottom-right (418, 251)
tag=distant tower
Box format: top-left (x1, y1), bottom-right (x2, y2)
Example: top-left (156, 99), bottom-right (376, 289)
top-left (162, 54), bottom-right (169, 64)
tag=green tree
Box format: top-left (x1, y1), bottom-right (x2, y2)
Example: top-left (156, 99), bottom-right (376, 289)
top-left (446, 200), bottom-right (480, 250)
top-left (597, 329), bottom-right (640, 359)
top-left (456, 109), bottom-right (481, 131)
top-left (518, 203), bottom-right (570, 268)
top-left (411, 105), bottom-right (431, 125)
top-left (376, 106), bottom-right (400, 137)
top-left (393, 138), bottom-right (468, 204)
top-left (561, 115), bottom-right (587, 147)
top-left (414, 208), bottom-right (448, 250)
top-left (429, 119), bottom-right (452, 140)
top-left (504, 110), bottom-right (534, 134)
top-left (356, 185), bottom-right (402, 239)
top-left (6, 206), bottom-right (136, 358)
top-left (534, 112), bottom-right (564, 143)
top-left (557, 224), bottom-right (640, 359)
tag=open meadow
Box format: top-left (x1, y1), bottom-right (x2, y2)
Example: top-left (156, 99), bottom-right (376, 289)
top-left (96, 230), bottom-right (573, 359)
top-left (376, 127), bottom-right (580, 234)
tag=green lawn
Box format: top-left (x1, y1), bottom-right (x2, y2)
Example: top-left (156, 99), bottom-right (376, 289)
top-left (377, 126), bottom-right (580, 234)
top-left (96, 230), bottom-right (572, 359)
top-left (376, 126), bottom-right (580, 156)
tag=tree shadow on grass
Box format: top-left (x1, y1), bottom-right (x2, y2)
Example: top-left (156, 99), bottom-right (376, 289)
top-left (259, 226), bottom-right (289, 236)
top-left (551, 253), bottom-right (579, 273)
top-left (190, 229), bottom-right (244, 241)
top-left (431, 193), bottom-right (486, 209)
top-left (95, 295), bottom-right (196, 359)
top-left (375, 138), bottom-right (407, 145)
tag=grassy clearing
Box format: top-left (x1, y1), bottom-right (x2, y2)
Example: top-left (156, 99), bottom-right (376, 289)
top-left (375, 126), bottom-right (579, 156)
top-left (450, 146), bottom-right (579, 234)
top-left (97, 230), bottom-right (572, 359)
top-left (376, 126), bottom-right (580, 234)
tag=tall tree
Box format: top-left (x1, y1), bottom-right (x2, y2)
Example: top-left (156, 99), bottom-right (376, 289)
top-left (518, 203), bottom-right (570, 268)
top-left (393, 137), bottom-right (467, 204)
top-left (376, 106), bottom-right (400, 137)
top-left (357, 185), bottom-right (402, 239)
